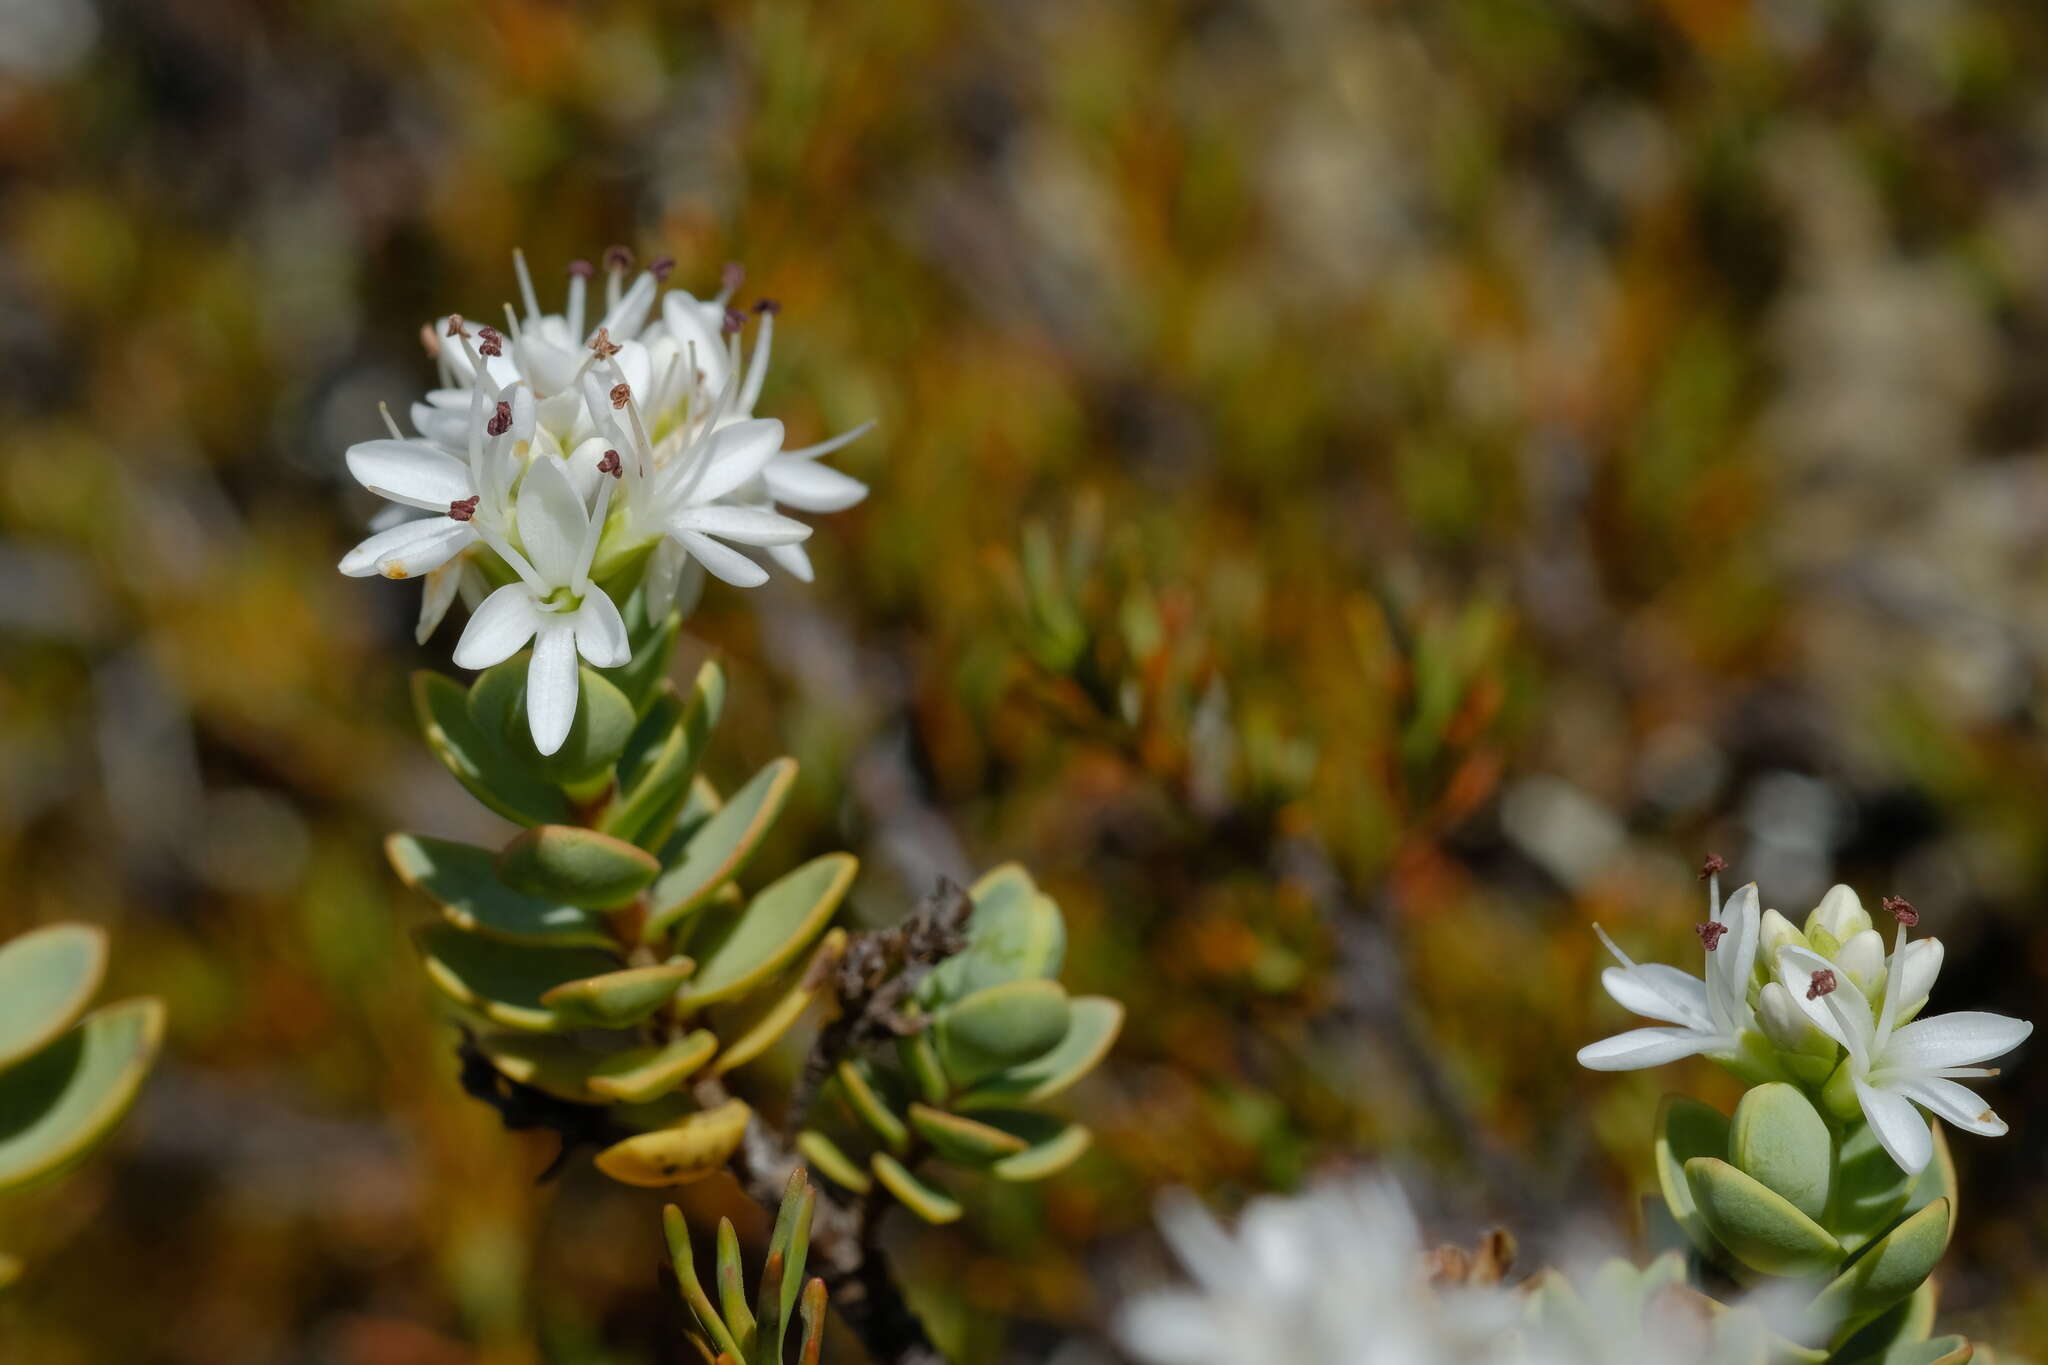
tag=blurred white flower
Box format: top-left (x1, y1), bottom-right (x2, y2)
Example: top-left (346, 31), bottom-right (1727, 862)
top-left (1116, 1174), bottom-right (1520, 1365)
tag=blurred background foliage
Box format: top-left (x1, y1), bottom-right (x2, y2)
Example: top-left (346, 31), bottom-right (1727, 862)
top-left (4, 0), bottom-right (2048, 1360)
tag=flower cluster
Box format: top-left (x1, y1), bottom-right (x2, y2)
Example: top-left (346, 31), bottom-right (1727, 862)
top-left (1578, 866), bottom-right (2030, 1176)
top-left (338, 250), bottom-right (871, 754)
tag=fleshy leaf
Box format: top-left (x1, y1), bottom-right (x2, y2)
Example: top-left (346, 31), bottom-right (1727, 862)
top-left (907, 1102), bottom-right (1029, 1165)
top-left (385, 834), bottom-right (611, 947)
top-left (1831, 1281), bottom-right (1938, 1365)
top-left (1729, 1082), bottom-right (1833, 1223)
top-left (932, 979), bottom-right (1071, 1089)
top-left (798, 1130), bottom-right (873, 1194)
top-left (1656, 1096), bottom-right (1733, 1266)
top-left (595, 1098), bottom-right (752, 1187)
top-left (0, 999), bottom-right (164, 1192)
top-left (587, 1031), bottom-right (719, 1102)
top-left (981, 1111), bottom-right (1093, 1182)
top-left (712, 930), bottom-right (846, 1075)
top-left (605, 661), bottom-right (723, 849)
top-left (0, 924), bottom-right (106, 1070)
top-left (541, 960), bottom-right (694, 1028)
top-left (919, 864), bottom-right (1065, 1007)
top-left (1835, 1121), bottom-right (1917, 1256)
top-left (497, 825), bottom-right (661, 909)
top-left (956, 996), bottom-right (1122, 1109)
top-left (600, 606), bottom-right (684, 714)
top-left (1683, 1157), bottom-right (1843, 1278)
top-left (412, 671), bottom-right (572, 826)
top-left (677, 853), bottom-right (856, 1009)
top-left (870, 1152), bottom-right (962, 1224)
top-left (416, 924), bottom-right (619, 1032)
top-left (647, 758), bottom-right (799, 939)
top-left (838, 1059), bottom-right (910, 1152)
top-left (1809, 1199), bottom-right (1951, 1344)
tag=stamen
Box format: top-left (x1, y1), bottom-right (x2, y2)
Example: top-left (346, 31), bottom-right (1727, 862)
top-left (597, 449), bottom-right (622, 478)
top-left (1695, 922), bottom-right (1728, 952)
top-left (1882, 895), bottom-right (1920, 927)
top-left (590, 327), bottom-right (622, 359)
top-left (650, 255), bottom-right (676, 282)
top-left (1807, 969), bottom-right (1838, 1001)
top-left (445, 314), bottom-right (468, 339)
top-left (487, 400), bottom-right (512, 437)
top-left (1698, 854), bottom-right (1728, 882)
top-left (378, 401), bottom-right (403, 441)
top-left (477, 325), bottom-right (504, 358)
top-left (610, 382), bottom-right (631, 410)
top-left (604, 245), bottom-right (635, 273)
top-left (567, 259), bottom-right (595, 279)
top-left (722, 306), bottom-right (745, 336)
top-left (752, 297), bottom-right (780, 315)
top-left (448, 496), bottom-right (480, 522)
top-left (721, 261), bottom-right (744, 296)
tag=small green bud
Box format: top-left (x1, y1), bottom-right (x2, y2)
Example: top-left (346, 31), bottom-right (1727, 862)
top-left (1835, 929), bottom-right (1887, 1002)
top-left (1756, 909), bottom-right (1807, 986)
top-left (1757, 982), bottom-right (1836, 1059)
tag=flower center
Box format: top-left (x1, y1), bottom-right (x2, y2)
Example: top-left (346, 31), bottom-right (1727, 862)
top-left (1807, 969), bottom-right (1838, 1001)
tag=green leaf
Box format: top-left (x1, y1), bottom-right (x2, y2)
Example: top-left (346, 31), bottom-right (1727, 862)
top-left (1683, 1157), bottom-right (1843, 1277)
top-left (0, 924), bottom-right (106, 1070)
top-left (1906, 1123), bottom-right (1957, 1222)
top-left (412, 671), bottom-right (572, 826)
top-left (1655, 1096), bottom-right (1732, 1266)
top-left (603, 664), bottom-right (722, 850)
top-left (1728, 1082), bottom-right (1832, 1222)
top-left (497, 826), bottom-right (661, 909)
top-left (798, 1130), bottom-right (873, 1194)
top-left (870, 1152), bottom-right (962, 1224)
top-left (415, 924), bottom-right (619, 1032)
top-left (601, 606), bottom-right (683, 714)
top-left (385, 834), bottom-right (612, 947)
top-left (1867, 1338), bottom-right (1970, 1365)
top-left (595, 1098), bottom-right (751, 1187)
top-left (838, 1059), bottom-right (910, 1152)
top-left (0, 999), bottom-right (164, 1192)
top-left (920, 863), bottom-right (1063, 1007)
top-left (475, 660), bottom-right (638, 788)
top-left (933, 980), bottom-right (1071, 1089)
top-left (647, 758), bottom-right (799, 939)
top-left (897, 1029), bottom-right (950, 1106)
top-left (540, 960), bottom-right (694, 1028)
top-left (981, 1111), bottom-right (1093, 1182)
top-left (711, 930), bottom-right (846, 1076)
top-left (957, 997), bottom-right (1122, 1109)
top-left (478, 1031), bottom-right (716, 1104)
top-left (1831, 1281), bottom-right (1938, 1365)
top-left (1835, 1121), bottom-right (1917, 1256)
top-left (907, 1102), bottom-right (1029, 1166)
top-left (587, 1031), bottom-right (719, 1102)
top-left (678, 853), bottom-right (857, 1009)
top-left (664, 1203), bottom-right (742, 1360)
top-left (1810, 1200), bottom-right (1951, 1344)
top-left (716, 1217), bottom-right (758, 1360)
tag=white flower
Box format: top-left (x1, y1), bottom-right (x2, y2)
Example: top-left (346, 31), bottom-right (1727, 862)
top-left (1115, 1175), bottom-right (1520, 1365)
top-left (1577, 875), bottom-right (1760, 1071)
top-left (1775, 915), bottom-right (2031, 1175)
top-left (449, 455), bottom-right (630, 755)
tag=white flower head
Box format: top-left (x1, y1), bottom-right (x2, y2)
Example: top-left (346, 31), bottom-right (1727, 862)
top-left (1774, 898), bottom-right (2031, 1175)
top-left (449, 455), bottom-right (629, 755)
top-left (1116, 1174), bottom-right (1521, 1365)
top-left (1578, 866), bottom-right (1760, 1072)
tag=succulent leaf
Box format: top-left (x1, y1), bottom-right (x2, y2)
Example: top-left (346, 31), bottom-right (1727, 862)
top-left (711, 930), bottom-right (847, 1076)
top-left (606, 661), bottom-right (723, 849)
top-left (678, 853), bottom-right (855, 1008)
top-left (984, 1112), bottom-right (1093, 1182)
top-left (647, 758), bottom-right (799, 938)
top-left (1831, 1281), bottom-right (1938, 1365)
top-left (932, 979), bottom-right (1071, 1088)
top-left (412, 670), bottom-right (572, 826)
top-left (541, 960), bottom-right (695, 1028)
top-left (596, 1097), bottom-right (752, 1187)
top-left (1655, 1096), bottom-right (1733, 1266)
top-left (493, 663), bottom-right (638, 787)
top-left (0, 924), bottom-right (106, 1070)
top-left (1684, 1157), bottom-right (1844, 1277)
top-left (1808, 1199), bottom-right (1952, 1343)
top-left (1729, 1082), bottom-right (1833, 1223)
top-left (1835, 1121), bottom-right (1918, 1256)
top-left (0, 999), bottom-right (164, 1192)
top-left (600, 604), bottom-right (683, 713)
top-left (664, 1204), bottom-right (742, 1360)
top-left (907, 1103), bottom-right (1030, 1165)
top-left (839, 1059), bottom-right (910, 1152)
top-left (871, 1152), bottom-right (962, 1224)
top-left (897, 1028), bottom-right (950, 1106)
top-left (797, 1129), bottom-right (873, 1194)
top-left (586, 1031), bottom-right (720, 1102)
top-left (415, 924), bottom-right (620, 1032)
top-left (497, 825), bottom-right (662, 909)
top-left (956, 996), bottom-right (1123, 1109)
top-left (919, 864), bottom-right (1065, 1007)
top-left (386, 833), bottom-right (612, 947)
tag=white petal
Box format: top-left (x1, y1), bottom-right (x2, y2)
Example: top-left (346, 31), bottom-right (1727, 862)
top-left (1808, 884), bottom-right (1872, 942)
top-left (1710, 883), bottom-right (1760, 1033)
top-left (662, 292), bottom-right (731, 390)
top-left (765, 540), bottom-right (814, 582)
top-left (572, 588), bottom-right (631, 668)
top-left (339, 516), bottom-right (475, 580)
top-left (693, 419), bottom-right (787, 501)
top-left (564, 437), bottom-right (609, 505)
top-left (1888, 1075), bottom-right (2007, 1137)
top-left (764, 455), bottom-right (868, 512)
top-left (1836, 930), bottom-right (1887, 991)
top-left (1775, 945), bottom-right (1873, 1056)
top-left (1884, 1011), bottom-right (2033, 1071)
top-left (678, 531), bottom-right (768, 587)
top-left (526, 622), bottom-right (580, 755)
top-left (415, 561), bottom-right (464, 644)
top-left (347, 440), bottom-right (475, 510)
top-left (669, 504), bottom-right (812, 546)
top-left (643, 535), bottom-right (684, 617)
top-left (1896, 938), bottom-right (1943, 1015)
top-left (1576, 1027), bottom-right (1714, 1071)
top-left (515, 455), bottom-right (588, 585)
top-left (1855, 1078), bottom-right (1933, 1174)
top-left (1600, 964), bottom-right (1713, 1031)
top-left (452, 584), bottom-right (542, 669)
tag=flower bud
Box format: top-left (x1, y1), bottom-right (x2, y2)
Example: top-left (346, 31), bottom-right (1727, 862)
top-left (1895, 937), bottom-right (1943, 1021)
top-left (1835, 928), bottom-right (1887, 1000)
top-left (1756, 909), bottom-right (1806, 986)
top-left (1758, 981), bottom-right (1835, 1058)
top-left (1805, 884), bottom-right (1872, 947)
